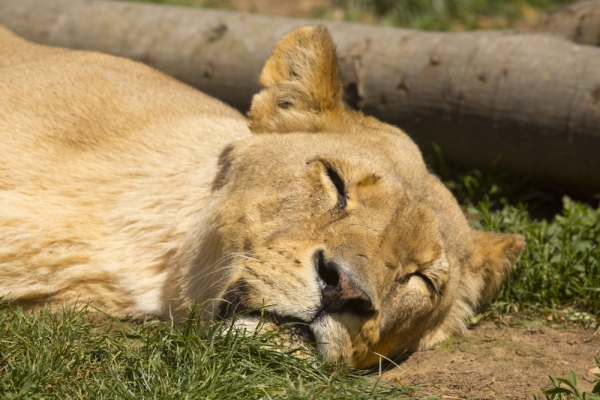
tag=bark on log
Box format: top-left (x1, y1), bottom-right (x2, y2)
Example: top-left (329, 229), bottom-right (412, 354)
top-left (534, 0), bottom-right (600, 46)
top-left (0, 0), bottom-right (599, 195)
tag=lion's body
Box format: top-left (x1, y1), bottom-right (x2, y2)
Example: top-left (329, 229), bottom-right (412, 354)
top-left (0, 26), bottom-right (524, 367)
top-left (0, 27), bottom-right (249, 316)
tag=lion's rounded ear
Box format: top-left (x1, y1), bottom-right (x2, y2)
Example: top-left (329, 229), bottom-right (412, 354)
top-left (469, 230), bottom-right (526, 303)
top-left (248, 26), bottom-right (345, 134)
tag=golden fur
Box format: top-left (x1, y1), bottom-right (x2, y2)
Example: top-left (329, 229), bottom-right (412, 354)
top-left (0, 26), bottom-right (525, 367)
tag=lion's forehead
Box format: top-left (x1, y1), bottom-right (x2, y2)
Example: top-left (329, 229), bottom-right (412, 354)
top-left (240, 130), bottom-right (423, 171)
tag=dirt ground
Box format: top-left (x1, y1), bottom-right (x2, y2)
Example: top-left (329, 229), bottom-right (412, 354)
top-left (384, 319), bottom-right (600, 399)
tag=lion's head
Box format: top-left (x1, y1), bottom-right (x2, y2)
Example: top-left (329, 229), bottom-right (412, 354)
top-left (174, 26), bottom-right (525, 367)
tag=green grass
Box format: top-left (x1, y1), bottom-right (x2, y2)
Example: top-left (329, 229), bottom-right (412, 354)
top-left (119, 0), bottom-right (580, 31)
top-left (0, 303), bottom-right (410, 399)
top-left (536, 359), bottom-right (600, 400)
top-left (479, 197), bottom-right (600, 323)
top-left (426, 148), bottom-right (600, 325)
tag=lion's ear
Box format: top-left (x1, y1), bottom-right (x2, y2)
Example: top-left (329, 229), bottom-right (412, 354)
top-left (469, 230), bottom-right (526, 303)
top-left (248, 26), bottom-right (345, 134)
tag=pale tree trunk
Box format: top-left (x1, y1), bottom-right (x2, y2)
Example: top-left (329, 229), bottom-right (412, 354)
top-left (533, 0), bottom-right (600, 46)
top-left (0, 0), bottom-right (599, 195)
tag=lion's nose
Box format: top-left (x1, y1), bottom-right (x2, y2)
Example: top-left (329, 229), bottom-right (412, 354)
top-left (314, 251), bottom-right (374, 316)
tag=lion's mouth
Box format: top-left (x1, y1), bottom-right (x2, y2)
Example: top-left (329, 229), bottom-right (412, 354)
top-left (258, 311), bottom-right (317, 344)
top-left (217, 302), bottom-right (317, 344)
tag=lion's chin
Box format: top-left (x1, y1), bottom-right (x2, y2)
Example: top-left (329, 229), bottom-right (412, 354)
top-left (222, 311), bottom-right (367, 365)
top-left (310, 314), bottom-right (357, 364)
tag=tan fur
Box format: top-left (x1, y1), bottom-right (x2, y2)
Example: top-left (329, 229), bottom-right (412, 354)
top-left (0, 26), bottom-right (525, 367)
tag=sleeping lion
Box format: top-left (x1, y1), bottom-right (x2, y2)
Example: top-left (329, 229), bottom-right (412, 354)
top-left (0, 25), bottom-right (524, 367)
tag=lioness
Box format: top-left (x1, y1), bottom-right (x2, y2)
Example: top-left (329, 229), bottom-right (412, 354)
top-left (0, 25), bottom-right (524, 367)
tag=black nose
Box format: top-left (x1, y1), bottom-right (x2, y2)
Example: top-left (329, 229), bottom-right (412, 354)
top-left (314, 251), bottom-right (374, 316)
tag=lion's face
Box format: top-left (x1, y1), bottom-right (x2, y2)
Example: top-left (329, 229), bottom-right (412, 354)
top-left (197, 27), bottom-right (525, 367)
top-left (211, 128), bottom-right (523, 367)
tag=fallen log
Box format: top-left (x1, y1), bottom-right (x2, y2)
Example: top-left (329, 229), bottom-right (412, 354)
top-left (0, 0), bottom-right (599, 195)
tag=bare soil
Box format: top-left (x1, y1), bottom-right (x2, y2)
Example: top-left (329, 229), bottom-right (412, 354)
top-left (384, 319), bottom-right (600, 399)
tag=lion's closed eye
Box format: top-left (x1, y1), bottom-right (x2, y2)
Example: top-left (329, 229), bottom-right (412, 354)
top-left (319, 163), bottom-right (347, 211)
top-left (396, 270), bottom-right (442, 298)
top-left (411, 271), bottom-right (442, 297)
